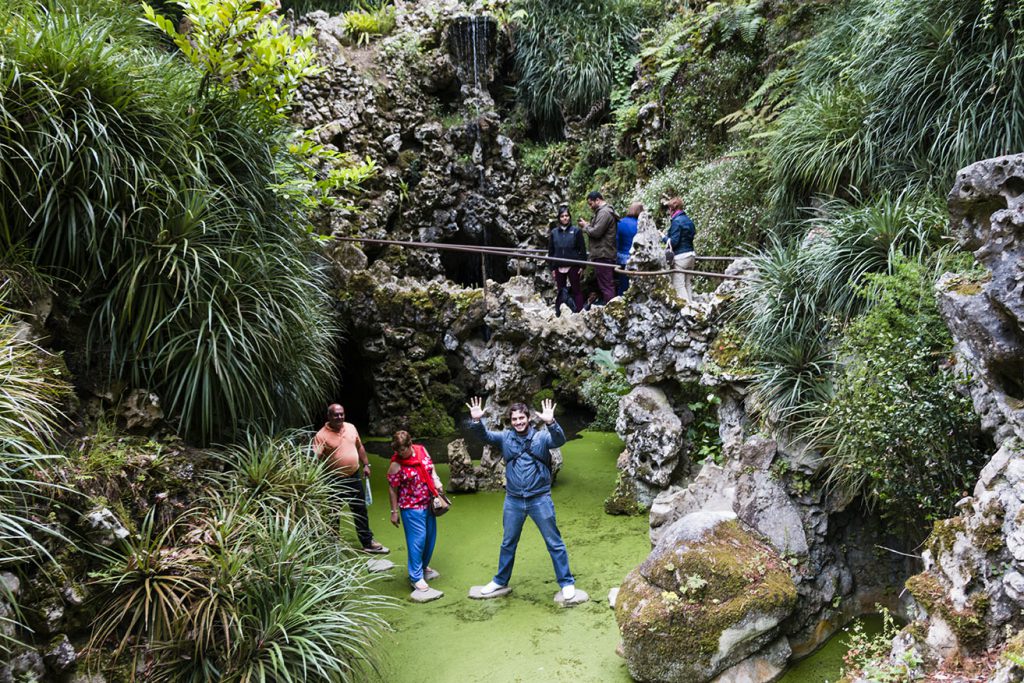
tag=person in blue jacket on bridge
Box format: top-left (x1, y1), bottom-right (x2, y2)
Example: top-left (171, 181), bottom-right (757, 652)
top-left (466, 396), bottom-right (577, 601)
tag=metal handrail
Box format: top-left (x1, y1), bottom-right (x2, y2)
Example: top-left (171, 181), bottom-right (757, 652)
top-left (334, 236), bottom-right (752, 281)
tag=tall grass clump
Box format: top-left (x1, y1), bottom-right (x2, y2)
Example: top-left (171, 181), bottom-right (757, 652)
top-left (89, 432), bottom-right (391, 680)
top-left (0, 0), bottom-right (337, 442)
top-left (732, 193), bottom-right (944, 428)
top-left (766, 0), bottom-right (1024, 211)
top-left (512, 0), bottom-right (649, 135)
top-left (0, 293), bottom-right (70, 653)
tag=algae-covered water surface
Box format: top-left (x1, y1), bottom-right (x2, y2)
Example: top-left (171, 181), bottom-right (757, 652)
top-left (363, 431), bottom-right (648, 682)
top-left (361, 431), bottom-right (872, 682)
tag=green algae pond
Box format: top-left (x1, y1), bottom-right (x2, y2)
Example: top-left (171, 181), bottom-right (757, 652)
top-left (361, 431), bottom-right (874, 682)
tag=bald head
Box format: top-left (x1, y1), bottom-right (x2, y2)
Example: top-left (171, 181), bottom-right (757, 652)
top-left (326, 404), bottom-right (345, 428)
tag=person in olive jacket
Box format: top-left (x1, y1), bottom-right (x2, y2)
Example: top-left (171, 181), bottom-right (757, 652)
top-left (577, 190), bottom-right (619, 305)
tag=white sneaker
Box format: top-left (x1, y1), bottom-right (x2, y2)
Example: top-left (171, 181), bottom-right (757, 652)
top-left (480, 581), bottom-right (505, 595)
top-left (562, 584), bottom-right (576, 601)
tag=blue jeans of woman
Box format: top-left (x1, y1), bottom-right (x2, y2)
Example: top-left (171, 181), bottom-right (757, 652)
top-left (400, 507), bottom-right (436, 585)
top-left (493, 493), bottom-right (574, 588)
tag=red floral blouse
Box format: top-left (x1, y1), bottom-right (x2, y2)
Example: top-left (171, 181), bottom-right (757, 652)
top-left (387, 454), bottom-right (434, 510)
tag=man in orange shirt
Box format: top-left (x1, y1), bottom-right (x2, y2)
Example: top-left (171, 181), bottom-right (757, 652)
top-left (313, 403), bottom-right (388, 554)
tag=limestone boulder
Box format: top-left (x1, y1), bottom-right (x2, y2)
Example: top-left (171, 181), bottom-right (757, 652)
top-left (80, 507), bottom-right (129, 547)
top-left (616, 512), bottom-right (798, 683)
top-left (616, 385), bottom-right (691, 492)
top-left (446, 438), bottom-right (477, 492)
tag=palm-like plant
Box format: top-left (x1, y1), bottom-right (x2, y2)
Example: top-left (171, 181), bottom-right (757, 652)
top-left (732, 192), bottom-right (945, 430)
top-left (0, 0), bottom-right (337, 443)
top-left (0, 301), bottom-right (69, 654)
top-left (767, 0), bottom-right (1024, 209)
top-left (209, 431), bottom-right (343, 528)
top-left (92, 430), bottom-right (393, 681)
top-left (89, 512), bottom-right (207, 660)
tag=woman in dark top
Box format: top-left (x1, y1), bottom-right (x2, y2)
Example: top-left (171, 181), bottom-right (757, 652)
top-left (616, 201), bottom-right (642, 296)
top-left (547, 206), bottom-right (586, 314)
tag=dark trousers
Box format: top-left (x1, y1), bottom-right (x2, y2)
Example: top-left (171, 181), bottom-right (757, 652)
top-left (592, 257), bottom-right (616, 304)
top-left (553, 267), bottom-right (584, 313)
top-left (336, 474), bottom-right (374, 548)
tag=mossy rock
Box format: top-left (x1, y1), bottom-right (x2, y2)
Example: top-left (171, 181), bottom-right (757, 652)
top-left (906, 571), bottom-right (989, 651)
top-left (604, 472), bottom-right (648, 516)
top-left (615, 512), bottom-right (797, 682)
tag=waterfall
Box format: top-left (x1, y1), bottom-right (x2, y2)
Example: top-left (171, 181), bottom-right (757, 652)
top-left (449, 15), bottom-right (492, 93)
top-left (446, 15), bottom-right (501, 292)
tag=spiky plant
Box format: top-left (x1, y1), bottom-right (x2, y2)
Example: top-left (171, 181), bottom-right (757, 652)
top-left (0, 297), bottom-right (69, 654)
top-left (767, 0), bottom-right (1024, 210)
top-left (209, 431), bottom-right (343, 528)
top-left (512, 0), bottom-right (648, 134)
top-left (0, 0), bottom-right (337, 442)
top-left (732, 193), bottom-right (945, 430)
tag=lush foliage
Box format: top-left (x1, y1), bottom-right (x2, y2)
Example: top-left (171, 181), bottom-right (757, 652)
top-left (636, 154), bottom-right (769, 257)
top-left (580, 350), bottom-right (630, 430)
top-left (341, 2), bottom-right (396, 45)
top-left (809, 259), bottom-right (984, 529)
top-left (89, 432), bottom-right (391, 681)
top-left (0, 0), bottom-right (337, 442)
top-left (841, 608), bottom-right (923, 681)
top-left (0, 303), bottom-right (69, 654)
top-left (511, 0), bottom-right (650, 134)
top-left (143, 0), bottom-right (323, 117)
top-left (732, 193), bottom-right (943, 427)
top-left (630, 0), bottom-right (765, 162)
top-left (765, 0), bottom-right (1024, 210)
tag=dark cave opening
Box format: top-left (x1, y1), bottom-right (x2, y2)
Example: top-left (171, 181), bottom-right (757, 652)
top-left (439, 233), bottom-right (510, 287)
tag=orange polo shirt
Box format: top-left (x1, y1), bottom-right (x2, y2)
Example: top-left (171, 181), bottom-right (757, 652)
top-left (313, 422), bottom-right (361, 477)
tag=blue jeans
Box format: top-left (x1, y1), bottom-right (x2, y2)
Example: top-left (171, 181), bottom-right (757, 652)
top-left (400, 507), bottom-right (436, 584)
top-left (494, 493), bottom-right (574, 588)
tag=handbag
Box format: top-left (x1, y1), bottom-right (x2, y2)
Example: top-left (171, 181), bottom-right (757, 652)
top-left (428, 492), bottom-right (452, 517)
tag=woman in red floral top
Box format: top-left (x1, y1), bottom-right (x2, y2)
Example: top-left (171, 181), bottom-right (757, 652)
top-left (387, 430), bottom-right (444, 599)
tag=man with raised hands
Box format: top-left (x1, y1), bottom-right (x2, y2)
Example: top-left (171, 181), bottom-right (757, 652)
top-left (466, 396), bottom-right (577, 602)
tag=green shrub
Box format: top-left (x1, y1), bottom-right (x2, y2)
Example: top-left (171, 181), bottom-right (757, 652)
top-left (631, 0), bottom-right (766, 162)
top-left (767, 0), bottom-right (1024, 210)
top-left (341, 4), bottom-right (396, 45)
top-left (580, 350), bottom-right (630, 431)
top-left (636, 154), bottom-right (770, 256)
top-left (732, 192), bottom-right (944, 428)
top-left (511, 0), bottom-right (648, 134)
top-left (0, 302), bottom-right (69, 655)
top-left (809, 258), bottom-right (984, 532)
top-left (90, 432), bottom-right (392, 681)
top-left (143, 0), bottom-right (323, 118)
top-left (0, 0), bottom-right (337, 442)
top-left (841, 607), bottom-right (922, 681)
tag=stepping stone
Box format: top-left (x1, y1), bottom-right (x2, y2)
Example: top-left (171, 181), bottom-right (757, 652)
top-left (410, 586), bottom-right (444, 603)
top-left (366, 558), bottom-right (395, 573)
top-left (553, 589), bottom-right (590, 607)
top-left (608, 587), bottom-right (619, 608)
top-left (468, 585), bottom-right (512, 599)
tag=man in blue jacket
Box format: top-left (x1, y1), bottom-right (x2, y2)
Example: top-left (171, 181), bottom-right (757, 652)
top-left (466, 396), bottom-right (576, 600)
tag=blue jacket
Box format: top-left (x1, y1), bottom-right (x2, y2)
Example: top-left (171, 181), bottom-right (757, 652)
top-left (666, 211), bottom-right (695, 255)
top-left (467, 419), bottom-right (566, 498)
top-left (616, 216), bottom-right (638, 265)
